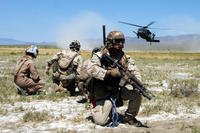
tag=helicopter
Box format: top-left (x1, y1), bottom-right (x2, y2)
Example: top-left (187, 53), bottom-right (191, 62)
top-left (118, 21), bottom-right (160, 44)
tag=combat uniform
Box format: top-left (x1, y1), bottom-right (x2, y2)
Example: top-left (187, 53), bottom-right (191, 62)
top-left (46, 49), bottom-right (83, 95)
top-left (14, 55), bottom-right (44, 95)
top-left (87, 49), bottom-right (142, 125)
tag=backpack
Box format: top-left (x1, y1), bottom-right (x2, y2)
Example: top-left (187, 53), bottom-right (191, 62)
top-left (58, 50), bottom-right (78, 70)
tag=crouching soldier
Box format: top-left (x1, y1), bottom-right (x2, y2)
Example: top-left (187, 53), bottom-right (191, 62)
top-left (13, 45), bottom-right (45, 95)
top-left (86, 31), bottom-right (148, 127)
top-left (45, 40), bottom-right (83, 96)
top-left (76, 47), bottom-right (103, 103)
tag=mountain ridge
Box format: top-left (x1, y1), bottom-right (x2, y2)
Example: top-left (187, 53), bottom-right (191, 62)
top-left (0, 34), bottom-right (200, 52)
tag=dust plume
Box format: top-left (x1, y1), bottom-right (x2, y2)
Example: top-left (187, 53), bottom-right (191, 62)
top-left (55, 12), bottom-right (106, 50)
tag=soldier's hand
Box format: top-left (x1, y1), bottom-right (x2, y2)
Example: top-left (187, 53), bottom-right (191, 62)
top-left (45, 69), bottom-right (50, 76)
top-left (39, 80), bottom-right (46, 85)
top-left (107, 68), bottom-right (121, 78)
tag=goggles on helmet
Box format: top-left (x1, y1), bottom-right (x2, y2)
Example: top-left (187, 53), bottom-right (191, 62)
top-left (112, 38), bottom-right (125, 44)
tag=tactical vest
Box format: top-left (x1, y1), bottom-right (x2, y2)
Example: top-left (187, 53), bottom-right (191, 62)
top-left (100, 50), bottom-right (128, 91)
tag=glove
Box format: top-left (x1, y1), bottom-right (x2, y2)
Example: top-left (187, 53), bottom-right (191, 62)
top-left (45, 69), bottom-right (50, 75)
top-left (45, 67), bottom-right (50, 75)
top-left (38, 80), bottom-right (46, 85)
top-left (107, 68), bottom-right (121, 78)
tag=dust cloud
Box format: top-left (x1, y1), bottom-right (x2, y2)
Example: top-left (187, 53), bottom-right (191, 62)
top-left (55, 12), bottom-right (106, 50)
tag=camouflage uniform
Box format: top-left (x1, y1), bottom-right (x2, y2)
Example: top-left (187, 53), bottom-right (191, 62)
top-left (86, 31), bottom-right (143, 126)
top-left (46, 41), bottom-right (83, 96)
top-left (14, 45), bottom-right (44, 95)
top-left (76, 47), bottom-right (103, 103)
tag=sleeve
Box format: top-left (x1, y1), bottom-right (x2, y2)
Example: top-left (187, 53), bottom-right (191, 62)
top-left (87, 52), bottom-right (107, 80)
top-left (28, 60), bottom-right (40, 82)
top-left (46, 52), bottom-right (60, 70)
top-left (126, 55), bottom-right (142, 81)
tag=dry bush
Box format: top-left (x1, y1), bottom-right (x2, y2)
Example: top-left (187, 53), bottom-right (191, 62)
top-left (23, 111), bottom-right (53, 122)
top-left (168, 79), bottom-right (199, 97)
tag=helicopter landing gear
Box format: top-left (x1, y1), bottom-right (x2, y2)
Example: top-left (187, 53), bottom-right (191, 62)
top-left (152, 33), bottom-right (155, 40)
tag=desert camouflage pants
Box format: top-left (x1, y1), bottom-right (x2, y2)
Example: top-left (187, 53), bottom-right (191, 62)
top-left (92, 84), bottom-right (142, 126)
top-left (59, 73), bottom-right (76, 96)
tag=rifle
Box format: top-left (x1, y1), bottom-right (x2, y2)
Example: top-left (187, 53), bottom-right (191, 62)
top-left (101, 25), bottom-right (153, 100)
top-left (103, 54), bottom-right (154, 100)
top-left (102, 53), bottom-right (154, 100)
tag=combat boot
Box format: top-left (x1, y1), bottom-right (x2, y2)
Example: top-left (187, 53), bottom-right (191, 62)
top-left (123, 111), bottom-right (148, 128)
top-left (17, 87), bottom-right (28, 96)
top-left (55, 86), bottom-right (66, 93)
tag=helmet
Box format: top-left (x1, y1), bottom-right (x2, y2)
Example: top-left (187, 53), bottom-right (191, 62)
top-left (25, 45), bottom-right (38, 58)
top-left (106, 31), bottom-right (125, 49)
top-left (69, 40), bottom-right (81, 51)
top-left (92, 47), bottom-right (102, 55)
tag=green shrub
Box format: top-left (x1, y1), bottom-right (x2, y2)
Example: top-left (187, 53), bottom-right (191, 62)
top-left (168, 79), bottom-right (199, 97)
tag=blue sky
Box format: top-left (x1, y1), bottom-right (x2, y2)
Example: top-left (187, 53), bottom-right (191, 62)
top-left (0, 0), bottom-right (200, 43)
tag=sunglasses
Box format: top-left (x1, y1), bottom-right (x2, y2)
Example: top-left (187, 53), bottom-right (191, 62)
top-left (112, 39), bottom-right (125, 44)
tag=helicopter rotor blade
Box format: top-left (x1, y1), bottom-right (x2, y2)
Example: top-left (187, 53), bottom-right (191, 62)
top-left (148, 27), bottom-right (173, 30)
top-left (145, 21), bottom-right (155, 28)
top-left (118, 21), bottom-right (143, 28)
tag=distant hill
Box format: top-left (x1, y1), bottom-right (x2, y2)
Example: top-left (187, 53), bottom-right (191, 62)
top-left (0, 34), bottom-right (200, 52)
top-left (0, 38), bottom-right (27, 45)
top-left (0, 38), bottom-right (56, 46)
top-left (86, 34), bottom-right (200, 52)
top-left (124, 34), bottom-right (200, 52)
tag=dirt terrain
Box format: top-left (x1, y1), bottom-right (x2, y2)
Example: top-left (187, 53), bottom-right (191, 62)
top-left (0, 50), bottom-right (200, 132)
top-left (0, 95), bottom-right (199, 133)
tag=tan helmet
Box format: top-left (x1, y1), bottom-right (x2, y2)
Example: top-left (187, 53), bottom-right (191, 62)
top-left (69, 40), bottom-right (81, 51)
top-left (106, 31), bottom-right (125, 49)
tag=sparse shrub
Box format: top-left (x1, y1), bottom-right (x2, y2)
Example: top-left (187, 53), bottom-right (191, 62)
top-left (23, 111), bottom-right (53, 122)
top-left (57, 129), bottom-right (67, 133)
top-left (141, 103), bottom-right (162, 116)
top-left (14, 106), bottom-right (25, 112)
top-left (9, 52), bottom-right (17, 55)
top-left (191, 126), bottom-right (200, 133)
top-left (168, 79), bottom-right (199, 97)
top-left (0, 108), bottom-right (8, 115)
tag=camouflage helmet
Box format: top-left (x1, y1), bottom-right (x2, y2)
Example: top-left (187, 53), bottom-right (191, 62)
top-left (69, 40), bottom-right (81, 51)
top-left (106, 31), bottom-right (125, 48)
top-left (25, 45), bottom-right (38, 58)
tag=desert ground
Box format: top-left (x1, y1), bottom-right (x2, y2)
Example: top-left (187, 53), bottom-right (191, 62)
top-left (0, 46), bottom-right (200, 133)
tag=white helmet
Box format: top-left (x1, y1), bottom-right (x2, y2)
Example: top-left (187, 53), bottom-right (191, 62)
top-left (25, 45), bottom-right (39, 58)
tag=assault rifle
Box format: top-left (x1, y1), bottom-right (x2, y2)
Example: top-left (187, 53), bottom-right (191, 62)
top-left (102, 53), bottom-right (154, 100)
top-left (101, 25), bottom-right (153, 100)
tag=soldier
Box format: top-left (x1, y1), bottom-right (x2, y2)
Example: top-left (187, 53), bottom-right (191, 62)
top-left (76, 47), bottom-right (103, 103)
top-left (86, 31), bottom-right (147, 127)
top-left (45, 40), bottom-right (83, 96)
top-left (13, 45), bottom-right (45, 95)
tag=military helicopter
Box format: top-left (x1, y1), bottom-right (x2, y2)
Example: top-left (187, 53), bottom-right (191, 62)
top-left (119, 21), bottom-right (160, 44)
